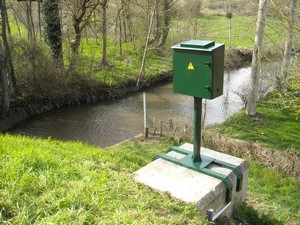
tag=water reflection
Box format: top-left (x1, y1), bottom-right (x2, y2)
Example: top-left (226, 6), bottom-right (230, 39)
top-left (9, 68), bottom-right (252, 147)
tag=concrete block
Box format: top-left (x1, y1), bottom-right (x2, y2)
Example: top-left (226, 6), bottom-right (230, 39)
top-left (133, 143), bottom-right (248, 219)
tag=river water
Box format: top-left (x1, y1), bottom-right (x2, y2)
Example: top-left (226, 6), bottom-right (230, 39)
top-left (9, 68), bottom-right (252, 147)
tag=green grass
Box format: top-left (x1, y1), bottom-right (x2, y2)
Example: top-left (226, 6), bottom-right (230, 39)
top-left (225, 161), bottom-right (300, 225)
top-left (64, 37), bottom-right (172, 86)
top-left (170, 16), bottom-right (286, 49)
top-left (246, 162), bottom-right (300, 222)
top-left (213, 84), bottom-right (300, 151)
top-left (0, 134), bottom-right (205, 224)
top-left (1, 134), bottom-right (299, 224)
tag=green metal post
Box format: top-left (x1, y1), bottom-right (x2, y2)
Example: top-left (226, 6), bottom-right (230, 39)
top-left (193, 97), bottom-right (202, 162)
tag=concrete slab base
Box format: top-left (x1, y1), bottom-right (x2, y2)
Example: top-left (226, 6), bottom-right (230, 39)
top-left (133, 143), bottom-right (248, 219)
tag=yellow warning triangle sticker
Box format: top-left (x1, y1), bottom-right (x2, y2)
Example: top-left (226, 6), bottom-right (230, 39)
top-left (187, 62), bottom-right (194, 70)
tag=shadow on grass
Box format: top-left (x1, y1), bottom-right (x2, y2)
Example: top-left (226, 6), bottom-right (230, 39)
top-left (216, 203), bottom-right (283, 225)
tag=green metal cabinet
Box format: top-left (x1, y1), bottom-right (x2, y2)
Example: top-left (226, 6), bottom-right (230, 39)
top-left (172, 40), bottom-right (224, 99)
top-left (156, 40), bottom-right (244, 206)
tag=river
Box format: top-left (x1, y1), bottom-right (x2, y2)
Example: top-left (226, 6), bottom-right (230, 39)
top-left (9, 67), bottom-right (252, 147)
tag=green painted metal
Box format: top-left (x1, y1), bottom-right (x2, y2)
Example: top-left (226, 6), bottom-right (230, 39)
top-left (168, 146), bottom-right (243, 192)
top-left (172, 40), bottom-right (224, 99)
top-left (180, 40), bottom-right (215, 49)
top-left (155, 39), bottom-right (240, 204)
top-left (214, 159), bottom-right (243, 191)
top-left (157, 153), bottom-right (231, 202)
top-left (156, 146), bottom-right (244, 203)
top-left (193, 97), bottom-right (202, 162)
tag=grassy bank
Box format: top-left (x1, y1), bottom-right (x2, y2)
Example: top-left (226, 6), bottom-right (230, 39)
top-left (0, 134), bottom-right (299, 224)
top-left (213, 77), bottom-right (300, 152)
top-left (0, 135), bottom-right (205, 224)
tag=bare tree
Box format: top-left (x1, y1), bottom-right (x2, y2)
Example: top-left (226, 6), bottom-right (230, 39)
top-left (157, 0), bottom-right (173, 48)
top-left (122, 0), bottom-right (134, 43)
top-left (0, 0), bottom-right (11, 116)
top-left (136, 0), bottom-right (156, 87)
top-left (0, 45), bottom-right (9, 117)
top-left (65, 0), bottom-right (99, 70)
top-left (246, 0), bottom-right (268, 116)
top-left (115, 3), bottom-right (124, 56)
top-left (16, 0), bottom-right (37, 41)
top-left (227, 0), bottom-right (233, 48)
top-left (100, 0), bottom-right (109, 65)
top-left (37, 0), bottom-right (42, 39)
top-left (1, 0), bottom-right (16, 94)
top-left (279, 0), bottom-right (298, 91)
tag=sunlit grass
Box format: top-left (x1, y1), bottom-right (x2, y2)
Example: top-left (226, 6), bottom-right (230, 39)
top-left (65, 38), bottom-right (172, 85)
top-left (213, 91), bottom-right (300, 151)
top-left (1, 134), bottom-right (299, 224)
top-left (0, 135), bottom-right (205, 224)
top-left (246, 162), bottom-right (300, 222)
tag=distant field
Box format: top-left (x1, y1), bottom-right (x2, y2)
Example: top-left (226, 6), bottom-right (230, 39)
top-left (170, 16), bottom-right (286, 49)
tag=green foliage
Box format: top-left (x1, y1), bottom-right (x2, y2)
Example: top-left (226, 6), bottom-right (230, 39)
top-left (226, 12), bottom-right (233, 19)
top-left (0, 135), bottom-right (206, 224)
top-left (10, 38), bottom-right (98, 102)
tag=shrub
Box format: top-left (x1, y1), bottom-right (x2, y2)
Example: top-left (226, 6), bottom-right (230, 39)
top-left (11, 39), bottom-right (97, 102)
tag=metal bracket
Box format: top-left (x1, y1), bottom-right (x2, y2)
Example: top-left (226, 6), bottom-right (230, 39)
top-left (155, 146), bottom-right (244, 203)
top-left (206, 202), bottom-right (232, 222)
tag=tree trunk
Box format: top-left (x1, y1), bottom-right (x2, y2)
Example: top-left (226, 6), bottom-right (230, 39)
top-left (279, 0), bottom-right (297, 91)
top-left (117, 7), bottom-right (123, 56)
top-left (0, 45), bottom-right (10, 117)
top-left (38, 0), bottom-right (42, 40)
top-left (123, 1), bottom-right (133, 42)
top-left (26, 2), bottom-right (32, 40)
top-left (1, 0), bottom-right (16, 95)
top-left (158, 0), bottom-right (172, 48)
top-left (42, 0), bottom-right (64, 66)
top-left (101, 0), bottom-right (109, 66)
top-left (5, 2), bottom-right (11, 38)
top-left (67, 0), bottom-right (99, 70)
top-left (29, 0), bottom-right (36, 41)
top-left (154, 0), bottom-right (161, 44)
top-left (136, 0), bottom-right (156, 87)
top-left (69, 21), bottom-right (82, 70)
top-left (193, 0), bottom-right (201, 36)
top-left (228, 0), bottom-right (232, 48)
top-left (9, 1), bottom-right (22, 38)
top-left (246, 0), bottom-right (268, 116)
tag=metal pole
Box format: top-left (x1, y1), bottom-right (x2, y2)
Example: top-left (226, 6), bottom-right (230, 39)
top-left (193, 97), bottom-right (202, 162)
top-left (143, 92), bottom-right (147, 138)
